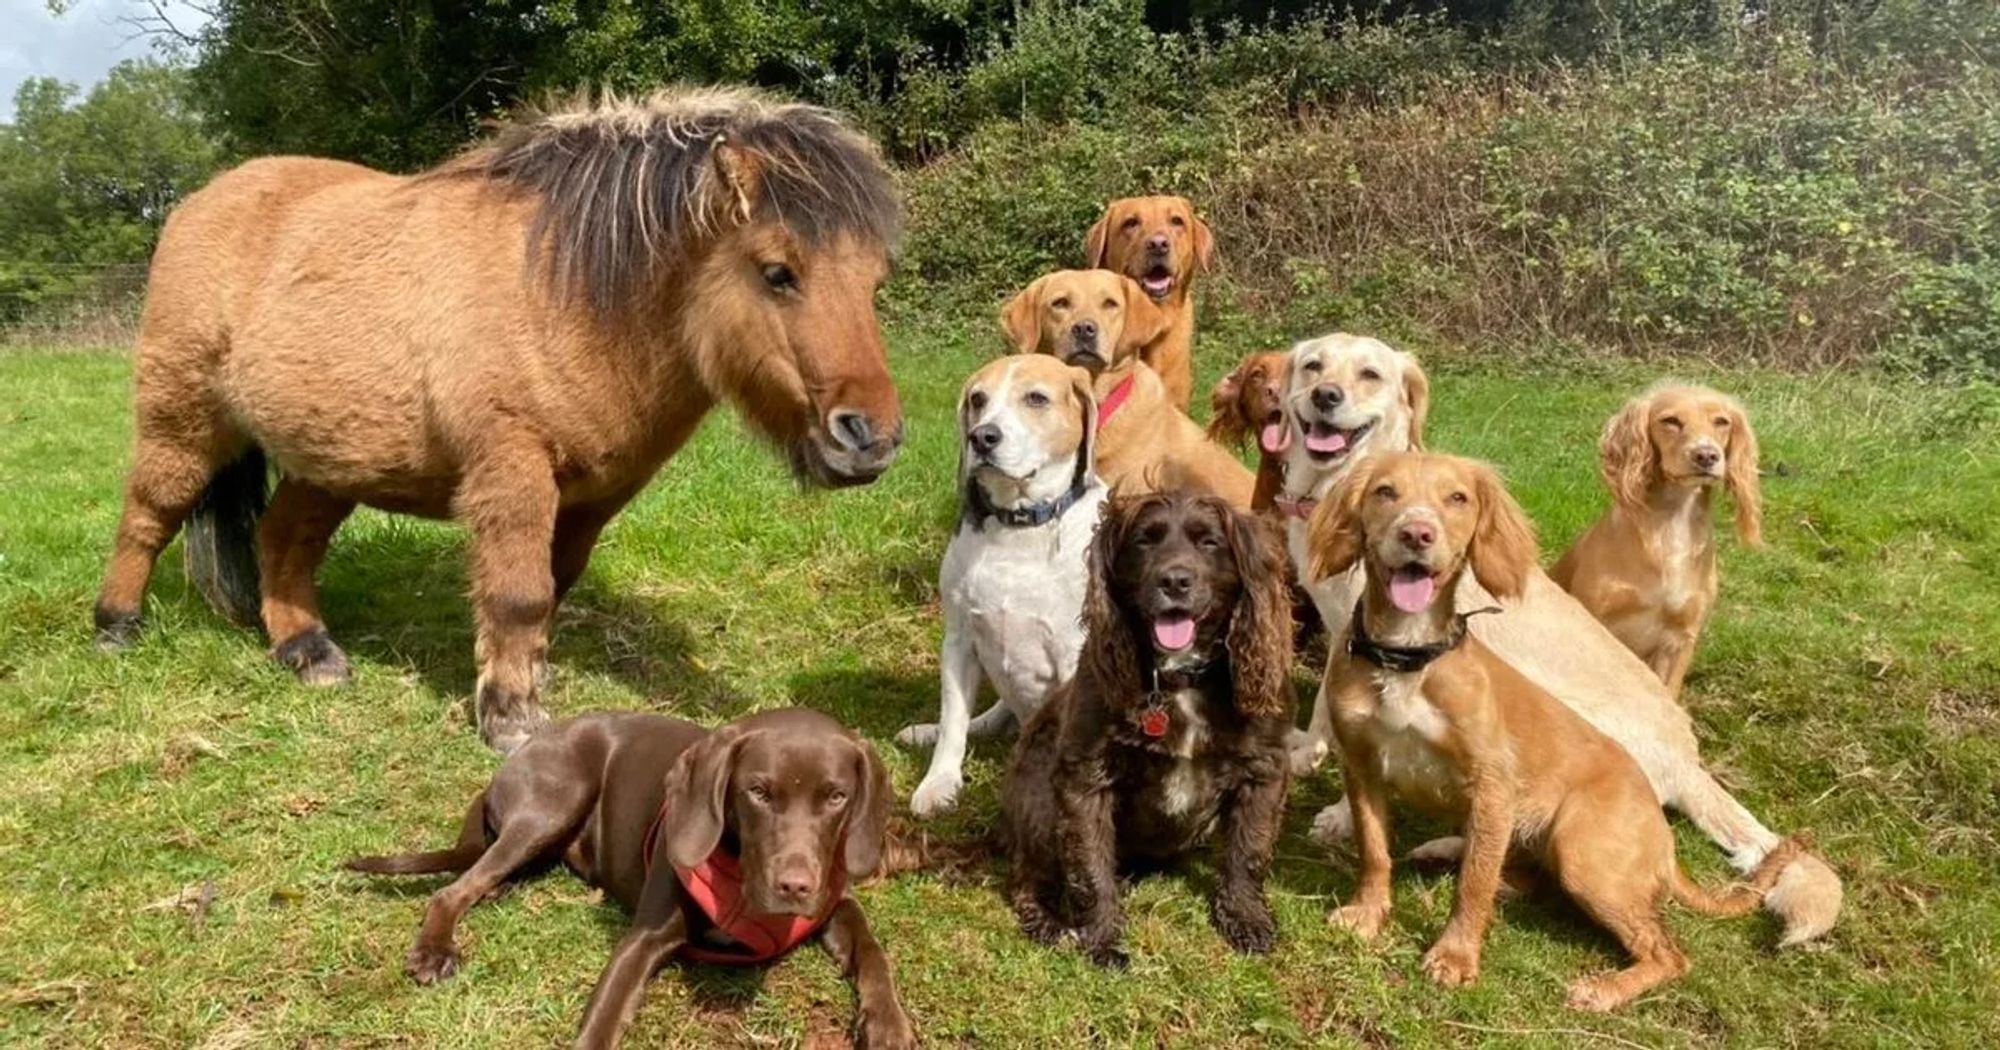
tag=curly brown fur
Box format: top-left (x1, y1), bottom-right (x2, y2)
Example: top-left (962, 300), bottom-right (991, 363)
top-left (1002, 493), bottom-right (1293, 966)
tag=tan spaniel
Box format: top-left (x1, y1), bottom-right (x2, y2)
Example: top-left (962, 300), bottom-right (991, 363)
top-left (1552, 384), bottom-right (1763, 697)
top-left (1084, 196), bottom-right (1215, 410)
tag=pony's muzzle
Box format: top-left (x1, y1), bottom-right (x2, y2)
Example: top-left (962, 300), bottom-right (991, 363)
top-left (804, 408), bottom-right (903, 487)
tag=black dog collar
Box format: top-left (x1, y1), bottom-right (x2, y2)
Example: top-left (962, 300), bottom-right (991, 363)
top-left (965, 474), bottom-right (1092, 528)
top-left (1347, 600), bottom-right (1501, 673)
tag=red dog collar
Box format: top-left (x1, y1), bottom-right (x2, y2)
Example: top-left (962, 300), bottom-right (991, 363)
top-left (641, 803), bottom-right (845, 965)
top-left (1274, 495), bottom-right (1318, 520)
top-left (1096, 372), bottom-right (1137, 430)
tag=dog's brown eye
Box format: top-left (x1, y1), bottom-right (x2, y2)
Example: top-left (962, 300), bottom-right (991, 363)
top-left (1051, 296), bottom-right (1070, 310)
top-left (1714, 416), bottom-right (1730, 427)
top-left (1025, 390), bottom-right (1050, 408)
top-left (761, 264), bottom-right (797, 292)
top-left (1449, 491), bottom-right (1469, 505)
top-left (748, 784), bottom-right (772, 804)
top-left (1302, 360), bottom-right (1322, 374)
top-left (1373, 484), bottom-right (1397, 500)
top-left (1121, 216), bottom-right (1140, 230)
top-left (968, 391), bottom-right (988, 412)
top-left (1102, 299), bottom-right (1118, 311)
top-left (1359, 367), bottom-right (1381, 381)
top-left (826, 790), bottom-right (848, 808)
top-left (1170, 215), bottom-right (1186, 226)
top-left (1661, 415), bottom-right (1682, 429)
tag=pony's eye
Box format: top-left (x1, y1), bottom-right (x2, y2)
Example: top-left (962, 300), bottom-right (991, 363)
top-left (1025, 390), bottom-right (1051, 408)
top-left (826, 790), bottom-right (848, 808)
top-left (762, 264), bottom-right (797, 292)
top-left (968, 391), bottom-right (988, 412)
top-left (1170, 215), bottom-right (1186, 226)
top-left (1051, 296), bottom-right (1071, 310)
top-left (1661, 416), bottom-right (1682, 429)
top-left (1359, 367), bottom-right (1382, 381)
top-left (1120, 216), bottom-right (1141, 230)
top-left (1373, 484), bottom-right (1397, 500)
top-left (1449, 491), bottom-right (1469, 505)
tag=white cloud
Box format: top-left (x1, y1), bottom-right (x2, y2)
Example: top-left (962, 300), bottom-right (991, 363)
top-left (1, 0), bottom-right (212, 120)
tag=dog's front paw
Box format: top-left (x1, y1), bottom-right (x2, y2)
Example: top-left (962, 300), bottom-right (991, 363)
top-left (1213, 895), bottom-right (1277, 955)
top-left (1407, 836), bottom-right (1465, 865)
top-left (1420, 938), bottom-right (1481, 988)
top-left (1328, 900), bottom-right (1388, 942)
top-left (908, 771), bottom-right (962, 819)
top-left (1564, 973), bottom-right (1629, 1013)
top-left (1309, 800), bottom-right (1354, 848)
top-left (405, 942), bottom-right (461, 984)
top-left (894, 722), bottom-right (939, 750)
top-left (857, 1001), bottom-right (919, 1050)
top-left (1080, 939), bottom-right (1129, 970)
top-left (1285, 728), bottom-right (1329, 776)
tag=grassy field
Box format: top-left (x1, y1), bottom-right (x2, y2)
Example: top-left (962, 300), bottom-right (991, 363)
top-left (2, 318), bottom-right (1997, 1048)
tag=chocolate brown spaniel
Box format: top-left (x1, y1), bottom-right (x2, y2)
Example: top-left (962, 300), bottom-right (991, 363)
top-left (1001, 492), bottom-right (1294, 966)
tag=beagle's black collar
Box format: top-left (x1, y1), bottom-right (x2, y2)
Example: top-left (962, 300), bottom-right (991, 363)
top-left (1347, 600), bottom-right (1501, 673)
top-left (965, 473), bottom-right (1093, 528)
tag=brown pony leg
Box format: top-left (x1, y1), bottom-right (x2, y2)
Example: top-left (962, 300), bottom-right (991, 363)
top-left (258, 477), bottom-right (356, 686)
top-left (459, 444), bottom-right (560, 753)
top-left (95, 431), bottom-right (238, 648)
top-left (550, 492), bottom-right (637, 602)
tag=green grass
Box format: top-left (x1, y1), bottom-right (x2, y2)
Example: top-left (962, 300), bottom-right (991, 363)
top-left (2, 322), bottom-right (1997, 1048)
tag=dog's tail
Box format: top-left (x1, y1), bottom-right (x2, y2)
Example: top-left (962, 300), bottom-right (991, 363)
top-left (184, 446), bottom-right (268, 628)
top-left (1669, 837), bottom-right (1801, 919)
top-left (1670, 768), bottom-right (1842, 945)
top-left (343, 844), bottom-right (486, 876)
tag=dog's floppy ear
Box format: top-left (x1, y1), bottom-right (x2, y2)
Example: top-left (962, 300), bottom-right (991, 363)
top-left (1599, 394), bottom-right (1656, 512)
top-left (1116, 276), bottom-right (1170, 356)
top-left (1071, 365), bottom-right (1099, 472)
top-left (1724, 399), bottom-right (1763, 547)
top-left (1189, 211), bottom-right (1216, 273)
top-left (660, 723), bottom-right (750, 869)
top-left (1080, 497), bottom-right (1142, 701)
top-left (1220, 503), bottom-right (1293, 719)
top-left (1206, 359), bottom-right (1252, 445)
top-left (1400, 353), bottom-right (1431, 451)
top-left (1306, 461), bottom-right (1374, 582)
top-left (842, 735), bottom-right (894, 878)
top-left (1000, 276), bottom-right (1047, 354)
top-left (1469, 462), bottom-right (1540, 600)
top-left (1084, 203), bottom-right (1116, 269)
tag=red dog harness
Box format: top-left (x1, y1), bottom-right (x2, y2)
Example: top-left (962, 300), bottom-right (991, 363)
top-left (641, 804), bottom-right (846, 966)
top-left (1096, 371), bottom-right (1137, 430)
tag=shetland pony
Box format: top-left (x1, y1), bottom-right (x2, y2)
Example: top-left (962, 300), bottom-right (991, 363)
top-left (94, 87), bottom-right (905, 751)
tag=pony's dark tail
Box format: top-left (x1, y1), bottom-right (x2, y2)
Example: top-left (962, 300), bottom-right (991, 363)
top-left (184, 447), bottom-right (268, 628)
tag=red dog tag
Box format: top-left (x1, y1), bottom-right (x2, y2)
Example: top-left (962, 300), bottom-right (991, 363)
top-left (1141, 707), bottom-right (1169, 738)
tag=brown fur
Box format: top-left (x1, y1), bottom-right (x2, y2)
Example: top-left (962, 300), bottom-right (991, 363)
top-left (1002, 269), bottom-right (1253, 507)
top-left (1551, 385), bottom-right (1764, 696)
top-left (1307, 452), bottom-right (1798, 1011)
top-left (1003, 494), bottom-right (1293, 965)
top-left (1084, 196), bottom-right (1215, 409)
top-left (92, 88), bottom-right (905, 752)
top-left (1208, 350), bottom-right (1293, 513)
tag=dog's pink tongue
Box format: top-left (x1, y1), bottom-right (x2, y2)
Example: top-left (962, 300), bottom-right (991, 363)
top-left (1142, 275), bottom-right (1173, 296)
top-left (1304, 428), bottom-right (1349, 454)
top-left (1388, 568), bottom-right (1438, 613)
top-left (1153, 615), bottom-right (1196, 651)
top-left (1259, 421), bottom-right (1291, 454)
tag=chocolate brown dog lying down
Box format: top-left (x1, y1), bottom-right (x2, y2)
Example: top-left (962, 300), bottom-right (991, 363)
top-left (345, 709), bottom-right (914, 1049)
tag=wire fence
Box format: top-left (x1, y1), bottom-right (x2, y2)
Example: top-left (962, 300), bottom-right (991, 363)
top-left (0, 263), bottom-right (149, 349)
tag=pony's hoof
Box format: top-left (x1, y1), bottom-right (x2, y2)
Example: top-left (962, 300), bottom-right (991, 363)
top-left (477, 686), bottom-right (549, 754)
top-left (273, 628), bottom-right (351, 687)
top-left (93, 606), bottom-right (142, 651)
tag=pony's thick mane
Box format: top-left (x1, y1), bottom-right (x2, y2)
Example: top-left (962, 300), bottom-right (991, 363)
top-left (437, 86), bottom-right (901, 312)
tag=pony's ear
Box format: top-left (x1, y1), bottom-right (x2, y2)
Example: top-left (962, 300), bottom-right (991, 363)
top-left (1084, 204), bottom-right (1115, 268)
top-left (1206, 361), bottom-right (1250, 445)
top-left (1000, 277), bottom-right (1046, 353)
top-left (1189, 212), bottom-right (1217, 273)
top-left (711, 140), bottom-right (766, 224)
top-left (1599, 395), bottom-right (1657, 512)
top-left (1306, 463), bottom-right (1373, 582)
top-left (1725, 400), bottom-right (1764, 547)
top-left (1071, 366), bottom-right (1099, 471)
top-left (1080, 497), bottom-right (1141, 701)
top-left (842, 736), bottom-right (893, 878)
top-left (660, 724), bottom-right (749, 869)
top-left (1401, 354), bottom-right (1431, 451)
top-left (1221, 505), bottom-right (1292, 719)
top-left (1117, 277), bottom-right (1170, 356)
top-left (1469, 464), bottom-right (1540, 600)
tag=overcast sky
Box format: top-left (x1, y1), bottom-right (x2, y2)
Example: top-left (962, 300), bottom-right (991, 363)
top-left (2, 0), bottom-right (211, 120)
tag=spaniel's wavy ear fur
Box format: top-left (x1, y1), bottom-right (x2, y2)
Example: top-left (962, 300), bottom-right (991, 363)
top-left (1600, 394), bottom-right (1657, 512)
top-left (1079, 496), bottom-right (1143, 702)
top-left (1469, 463), bottom-right (1540, 601)
top-left (1724, 399), bottom-right (1764, 547)
top-left (1205, 360), bottom-right (1254, 446)
top-left (1401, 354), bottom-right (1431, 451)
top-left (1305, 461), bottom-right (1376, 583)
top-left (1219, 503), bottom-right (1293, 719)
top-left (999, 276), bottom-right (1047, 353)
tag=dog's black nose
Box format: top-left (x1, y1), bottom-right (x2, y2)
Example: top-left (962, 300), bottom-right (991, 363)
top-left (1071, 319), bottom-right (1098, 343)
top-left (1159, 567), bottom-right (1193, 599)
top-left (1145, 234), bottom-right (1170, 253)
top-left (969, 423), bottom-right (1003, 454)
top-left (1692, 446), bottom-right (1721, 471)
top-left (1311, 385), bottom-right (1345, 411)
